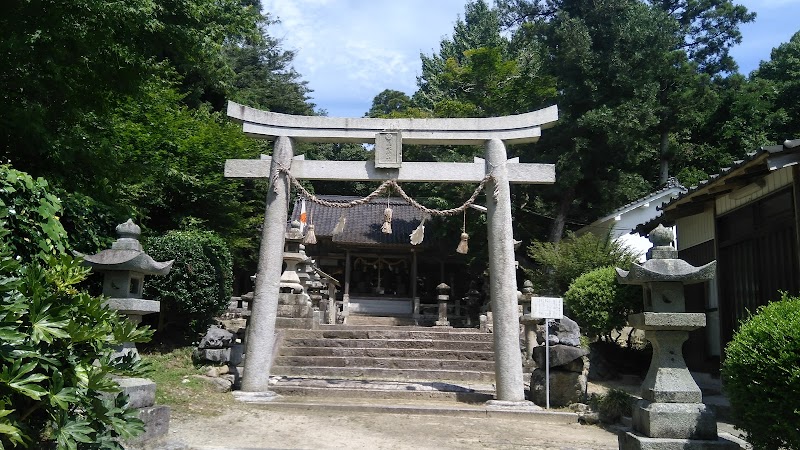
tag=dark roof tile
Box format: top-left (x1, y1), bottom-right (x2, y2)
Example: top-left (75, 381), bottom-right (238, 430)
top-left (291, 195), bottom-right (427, 247)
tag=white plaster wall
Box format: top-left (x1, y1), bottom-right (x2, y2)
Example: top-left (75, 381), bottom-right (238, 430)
top-left (616, 232), bottom-right (652, 262)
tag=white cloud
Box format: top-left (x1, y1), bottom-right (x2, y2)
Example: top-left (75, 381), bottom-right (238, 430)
top-left (262, 0), bottom-right (800, 116)
top-left (263, 0), bottom-right (469, 116)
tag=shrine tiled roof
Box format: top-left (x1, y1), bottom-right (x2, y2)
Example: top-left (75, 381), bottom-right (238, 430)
top-left (633, 139), bottom-right (800, 235)
top-left (290, 195), bottom-right (428, 247)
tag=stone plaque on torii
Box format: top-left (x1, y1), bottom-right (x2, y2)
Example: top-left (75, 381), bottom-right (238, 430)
top-left (224, 101), bottom-right (559, 405)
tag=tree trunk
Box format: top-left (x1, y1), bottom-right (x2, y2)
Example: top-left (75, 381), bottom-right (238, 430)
top-left (548, 187), bottom-right (575, 243)
top-left (659, 129), bottom-right (670, 185)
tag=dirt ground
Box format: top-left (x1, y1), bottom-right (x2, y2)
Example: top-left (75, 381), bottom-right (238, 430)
top-left (167, 404), bottom-right (619, 450)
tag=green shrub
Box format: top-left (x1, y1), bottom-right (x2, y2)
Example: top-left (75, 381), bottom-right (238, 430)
top-left (722, 293), bottom-right (800, 450)
top-left (590, 388), bottom-right (634, 423)
top-left (526, 231), bottom-right (638, 295)
top-left (0, 166), bottom-right (152, 449)
top-left (563, 266), bottom-right (641, 339)
top-left (0, 165), bottom-right (69, 263)
top-left (143, 230), bottom-right (232, 341)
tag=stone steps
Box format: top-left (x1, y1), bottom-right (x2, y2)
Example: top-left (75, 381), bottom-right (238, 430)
top-left (317, 324), bottom-right (484, 332)
top-left (267, 377), bottom-right (495, 403)
top-left (288, 328), bottom-right (495, 341)
top-left (280, 346), bottom-right (495, 360)
top-left (274, 355), bottom-right (496, 371)
top-left (270, 365), bottom-right (497, 383)
top-left (271, 325), bottom-right (501, 388)
top-left (345, 315), bottom-right (417, 327)
top-left (282, 338), bottom-right (494, 351)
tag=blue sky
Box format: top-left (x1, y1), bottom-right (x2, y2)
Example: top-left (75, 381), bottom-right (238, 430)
top-left (264, 0), bottom-right (800, 118)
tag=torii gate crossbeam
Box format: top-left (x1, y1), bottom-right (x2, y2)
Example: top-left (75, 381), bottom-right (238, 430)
top-left (225, 101), bottom-right (558, 405)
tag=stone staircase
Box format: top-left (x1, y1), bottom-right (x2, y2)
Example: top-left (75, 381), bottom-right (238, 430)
top-left (268, 320), bottom-right (501, 402)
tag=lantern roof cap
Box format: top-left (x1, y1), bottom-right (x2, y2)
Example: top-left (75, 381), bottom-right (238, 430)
top-left (76, 219), bottom-right (173, 275)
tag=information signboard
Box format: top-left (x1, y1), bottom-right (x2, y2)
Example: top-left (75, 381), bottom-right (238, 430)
top-left (531, 296), bottom-right (563, 319)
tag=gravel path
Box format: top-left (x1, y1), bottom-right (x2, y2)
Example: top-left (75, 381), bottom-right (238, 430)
top-left (168, 404), bottom-right (619, 450)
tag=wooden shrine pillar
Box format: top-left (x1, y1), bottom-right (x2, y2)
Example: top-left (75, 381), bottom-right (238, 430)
top-left (344, 250), bottom-right (351, 304)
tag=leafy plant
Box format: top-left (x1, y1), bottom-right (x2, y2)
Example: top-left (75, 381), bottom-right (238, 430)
top-left (563, 266), bottom-right (641, 339)
top-left (722, 292), bottom-right (800, 450)
top-left (0, 167), bottom-right (153, 449)
top-left (526, 231), bottom-right (639, 295)
top-left (0, 165), bottom-right (69, 263)
top-left (144, 230), bottom-right (233, 342)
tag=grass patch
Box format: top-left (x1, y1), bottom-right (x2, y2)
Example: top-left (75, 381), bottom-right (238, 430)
top-left (590, 388), bottom-right (634, 423)
top-left (140, 346), bottom-right (237, 417)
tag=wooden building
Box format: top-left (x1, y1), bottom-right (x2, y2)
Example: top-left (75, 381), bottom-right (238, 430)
top-left (636, 139), bottom-right (800, 373)
top-left (290, 195), bottom-right (473, 318)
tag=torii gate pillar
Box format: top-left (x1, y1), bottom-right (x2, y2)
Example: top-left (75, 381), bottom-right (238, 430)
top-left (239, 136), bottom-right (293, 393)
top-left (485, 139), bottom-right (526, 402)
top-left (225, 102), bottom-right (558, 404)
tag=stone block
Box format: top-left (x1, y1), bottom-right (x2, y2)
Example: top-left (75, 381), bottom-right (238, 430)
top-left (198, 326), bottom-right (234, 349)
top-left (127, 405), bottom-right (170, 445)
top-left (618, 430), bottom-right (741, 450)
top-left (277, 304), bottom-right (311, 317)
top-left (278, 293), bottom-right (311, 306)
top-left (535, 316), bottom-right (581, 347)
top-left (561, 355), bottom-right (588, 373)
top-left (194, 348), bottom-right (231, 363)
top-left (641, 366), bottom-right (703, 404)
top-left (629, 312), bottom-right (706, 331)
top-left (195, 375), bottom-right (232, 393)
top-left (229, 343), bottom-right (244, 366)
top-left (633, 400), bottom-right (717, 440)
top-left (115, 377), bottom-right (156, 409)
top-left (529, 368), bottom-right (587, 407)
top-left (533, 344), bottom-right (588, 368)
top-left (104, 298), bottom-right (160, 316)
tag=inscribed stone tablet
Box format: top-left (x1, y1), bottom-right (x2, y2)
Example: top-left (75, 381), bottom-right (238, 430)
top-left (375, 131), bottom-right (402, 168)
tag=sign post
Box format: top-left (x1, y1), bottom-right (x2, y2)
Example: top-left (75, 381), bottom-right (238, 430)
top-left (531, 296), bottom-right (563, 409)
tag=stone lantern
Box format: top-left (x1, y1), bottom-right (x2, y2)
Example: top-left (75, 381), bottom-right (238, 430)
top-left (616, 224), bottom-right (737, 449)
top-left (518, 280), bottom-right (537, 364)
top-left (279, 220), bottom-right (305, 293)
top-left (77, 219), bottom-right (174, 445)
top-left (435, 282), bottom-right (451, 327)
top-left (78, 219), bottom-right (173, 355)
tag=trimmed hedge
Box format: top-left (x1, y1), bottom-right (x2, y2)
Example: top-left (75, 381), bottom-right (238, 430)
top-left (722, 293), bottom-right (800, 450)
top-left (143, 230), bottom-right (232, 342)
top-left (563, 266), bottom-right (641, 339)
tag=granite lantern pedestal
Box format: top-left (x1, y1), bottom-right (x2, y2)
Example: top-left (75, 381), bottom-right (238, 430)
top-left (78, 219), bottom-right (174, 446)
top-left (616, 225), bottom-right (738, 450)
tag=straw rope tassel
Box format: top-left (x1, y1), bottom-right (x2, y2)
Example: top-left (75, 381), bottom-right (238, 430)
top-left (456, 210), bottom-right (469, 254)
top-left (381, 194), bottom-right (393, 234)
top-left (381, 207), bottom-right (393, 234)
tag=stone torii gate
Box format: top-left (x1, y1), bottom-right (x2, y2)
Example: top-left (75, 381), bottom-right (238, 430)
top-left (224, 101), bottom-right (559, 404)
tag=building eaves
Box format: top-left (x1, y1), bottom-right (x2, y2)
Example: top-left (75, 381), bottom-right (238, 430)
top-left (583, 177), bottom-right (687, 230)
top-left (633, 139), bottom-right (800, 235)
